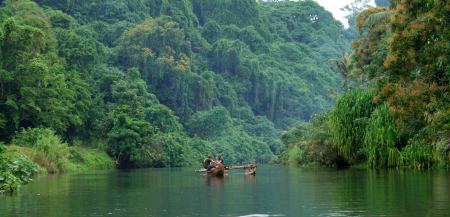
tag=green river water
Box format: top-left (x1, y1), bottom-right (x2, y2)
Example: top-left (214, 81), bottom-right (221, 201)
top-left (1, 166), bottom-right (449, 217)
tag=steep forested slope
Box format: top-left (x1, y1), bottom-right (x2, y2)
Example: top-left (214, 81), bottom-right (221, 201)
top-left (0, 0), bottom-right (350, 168)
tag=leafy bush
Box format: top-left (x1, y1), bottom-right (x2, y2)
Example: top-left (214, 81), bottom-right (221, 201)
top-left (282, 113), bottom-right (345, 168)
top-left (0, 145), bottom-right (39, 193)
top-left (435, 139), bottom-right (450, 168)
top-left (301, 113), bottom-right (343, 167)
top-left (286, 145), bottom-right (302, 166)
top-left (281, 122), bottom-right (309, 147)
top-left (13, 128), bottom-right (60, 147)
top-left (186, 106), bottom-right (232, 139)
top-left (137, 133), bottom-right (195, 168)
top-left (67, 147), bottom-right (115, 171)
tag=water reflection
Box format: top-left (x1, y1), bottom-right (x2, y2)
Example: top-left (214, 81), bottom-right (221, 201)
top-left (0, 166), bottom-right (449, 217)
top-left (205, 175), bottom-right (225, 187)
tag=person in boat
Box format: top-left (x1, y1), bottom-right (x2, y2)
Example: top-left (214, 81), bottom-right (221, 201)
top-left (216, 155), bottom-right (223, 166)
top-left (216, 154), bottom-right (227, 169)
top-left (208, 159), bottom-right (217, 171)
top-left (203, 155), bottom-right (216, 171)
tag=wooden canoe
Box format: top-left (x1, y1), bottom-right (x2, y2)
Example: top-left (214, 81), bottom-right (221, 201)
top-left (196, 164), bottom-right (256, 176)
top-left (207, 165), bottom-right (225, 177)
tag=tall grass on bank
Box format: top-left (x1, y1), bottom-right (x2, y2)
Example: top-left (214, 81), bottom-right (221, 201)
top-left (1, 128), bottom-right (114, 193)
top-left (284, 86), bottom-right (449, 169)
top-left (364, 104), bottom-right (402, 168)
top-left (329, 90), bottom-right (376, 164)
top-left (12, 128), bottom-right (114, 174)
top-left (401, 139), bottom-right (435, 169)
top-left (13, 128), bottom-right (71, 173)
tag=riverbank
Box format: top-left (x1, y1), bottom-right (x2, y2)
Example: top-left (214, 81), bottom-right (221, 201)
top-left (280, 91), bottom-right (450, 170)
top-left (0, 145), bottom-right (115, 194)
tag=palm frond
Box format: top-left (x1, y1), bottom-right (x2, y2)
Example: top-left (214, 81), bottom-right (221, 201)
top-left (363, 11), bottom-right (390, 28)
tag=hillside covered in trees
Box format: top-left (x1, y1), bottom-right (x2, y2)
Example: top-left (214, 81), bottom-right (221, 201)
top-left (283, 0), bottom-right (450, 169)
top-left (0, 0), bottom-right (351, 189)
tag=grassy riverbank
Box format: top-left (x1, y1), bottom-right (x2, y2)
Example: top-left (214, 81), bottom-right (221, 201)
top-left (281, 91), bottom-right (450, 169)
top-left (0, 128), bottom-right (115, 194)
top-left (1, 145), bottom-right (115, 193)
top-left (7, 146), bottom-right (115, 173)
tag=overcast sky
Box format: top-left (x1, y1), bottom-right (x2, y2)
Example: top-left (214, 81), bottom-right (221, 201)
top-left (314, 0), bottom-right (375, 27)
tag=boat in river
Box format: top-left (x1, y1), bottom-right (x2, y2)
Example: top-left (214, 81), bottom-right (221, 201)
top-left (207, 164), bottom-right (225, 177)
top-left (196, 163), bottom-right (256, 177)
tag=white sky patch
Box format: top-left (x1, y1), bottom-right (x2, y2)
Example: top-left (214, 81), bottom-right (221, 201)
top-left (314, 0), bottom-right (375, 27)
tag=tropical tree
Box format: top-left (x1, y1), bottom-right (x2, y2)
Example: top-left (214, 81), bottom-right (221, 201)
top-left (330, 52), bottom-right (352, 91)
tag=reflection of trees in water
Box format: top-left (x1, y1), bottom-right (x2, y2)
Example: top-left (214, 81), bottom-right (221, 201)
top-left (429, 171), bottom-right (450, 216)
top-left (203, 175), bottom-right (226, 215)
top-left (4, 168), bottom-right (449, 216)
top-left (203, 172), bottom-right (260, 215)
top-left (299, 169), bottom-right (450, 217)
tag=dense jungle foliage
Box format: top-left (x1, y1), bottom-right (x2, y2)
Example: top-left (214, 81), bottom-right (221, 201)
top-left (283, 0), bottom-right (450, 169)
top-left (0, 0), bottom-right (353, 191)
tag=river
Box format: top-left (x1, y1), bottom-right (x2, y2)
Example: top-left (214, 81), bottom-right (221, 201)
top-left (1, 166), bottom-right (449, 217)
